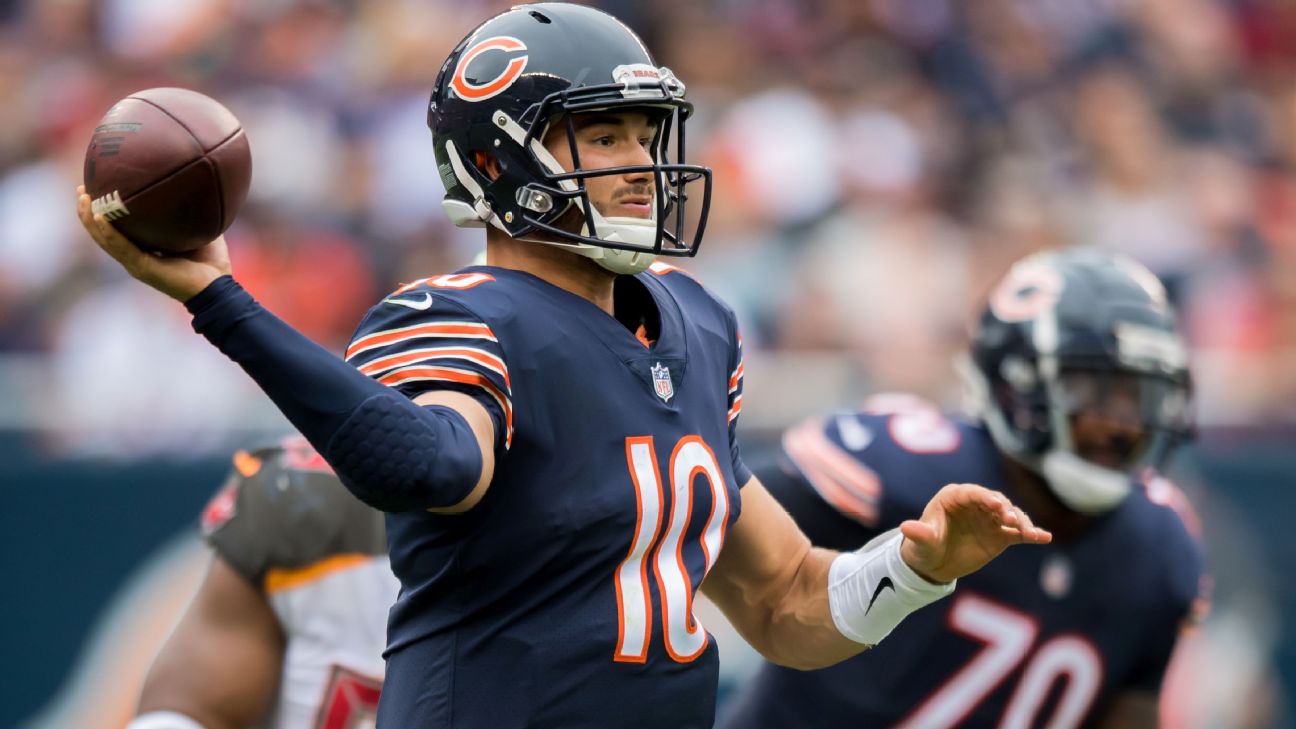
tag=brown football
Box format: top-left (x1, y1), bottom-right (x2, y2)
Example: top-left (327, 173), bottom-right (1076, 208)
top-left (83, 87), bottom-right (251, 253)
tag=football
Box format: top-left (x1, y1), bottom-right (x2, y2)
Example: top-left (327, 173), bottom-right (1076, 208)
top-left (83, 87), bottom-right (252, 253)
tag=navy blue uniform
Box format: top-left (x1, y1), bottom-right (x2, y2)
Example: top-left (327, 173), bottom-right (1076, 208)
top-left (344, 263), bottom-right (749, 728)
top-left (720, 397), bottom-right (1205, 729)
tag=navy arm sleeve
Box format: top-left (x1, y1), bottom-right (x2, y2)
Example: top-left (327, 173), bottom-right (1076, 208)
top-left (185, 276), bottom-right (482, 512)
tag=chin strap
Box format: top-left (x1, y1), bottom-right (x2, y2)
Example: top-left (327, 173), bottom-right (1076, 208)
top-left (1039, 451), bottom-right (1131, 514)
top-left (512, 232), bottom-right (658, 275)
top-left (459, 110), bottom-right (662, 275)
top-left (572, 213), bottom-right (659, 273)
top-left (955, 345), bottom-right (1132, 516)
top-left (1032, 308), bottom-right (1132, 514)
top-left (577, 245), bottom-right (657, 275)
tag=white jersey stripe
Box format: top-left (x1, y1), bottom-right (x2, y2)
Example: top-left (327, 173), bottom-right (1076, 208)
top-left (728, 363), bottom-right (744, 393)
top-left (726, 395), bottom-right (743, 423)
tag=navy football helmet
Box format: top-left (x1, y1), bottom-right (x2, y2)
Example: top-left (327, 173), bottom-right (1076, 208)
top-left (428, 3), bottom-right (711, 274)
top-left (959, 250), bottom-right (1194, 513)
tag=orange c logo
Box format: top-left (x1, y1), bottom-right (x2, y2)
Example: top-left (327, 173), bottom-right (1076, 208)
top-left (989, 261), bottom-right (1065, 323)
top-left (451, 36), bottom-right (529, 102)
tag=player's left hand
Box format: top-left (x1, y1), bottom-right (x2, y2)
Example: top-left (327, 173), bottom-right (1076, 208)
top-left (900, 483), bottom-right (1051, 585)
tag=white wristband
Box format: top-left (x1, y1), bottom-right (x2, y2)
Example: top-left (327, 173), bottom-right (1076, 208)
top-left (126, 711), bottom-right (209, 729)
top-left (827, 528), bottom-right (956, 646)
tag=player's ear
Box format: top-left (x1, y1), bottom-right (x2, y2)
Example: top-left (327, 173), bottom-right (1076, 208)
top-left (473, 151), bottom-right (502, 181)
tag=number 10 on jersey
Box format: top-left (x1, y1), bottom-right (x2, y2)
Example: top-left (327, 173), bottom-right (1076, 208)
top-left (614, 435), bottom-right (731, 664)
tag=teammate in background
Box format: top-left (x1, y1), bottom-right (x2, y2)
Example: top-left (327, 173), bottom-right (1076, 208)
top-left (720, 250), bottom-right (1207, 729)
top-left (77, 5), bottom-right (1051, 727)
top-left (127, 437), bottom-right (396, 729)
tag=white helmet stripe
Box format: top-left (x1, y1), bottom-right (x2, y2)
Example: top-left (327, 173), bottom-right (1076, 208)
top-left (491, 111), bottom-right (578, 193)
top-left (443, 139), bottom-right (501, 230)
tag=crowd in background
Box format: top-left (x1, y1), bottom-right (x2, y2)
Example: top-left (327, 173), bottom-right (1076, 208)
top-left (2, 0), bottom-right (1296, 453)
top-left (4, 2), bottom-right (1296, 726)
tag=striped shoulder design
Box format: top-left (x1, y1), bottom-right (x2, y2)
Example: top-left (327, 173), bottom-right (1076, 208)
top-left (780, 415), bottom-right (882, 527)
top-left (346, 281), bottom-right (513, 449)
top-left (727, 331), bottom-right (744, 427)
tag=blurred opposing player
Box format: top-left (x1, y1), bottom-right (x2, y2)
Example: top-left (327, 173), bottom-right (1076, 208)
top-left (78, 4), bottom-right (1051, 727)
top-left (128, 436), bottom-right (396, 729)
top-left (720, 250), bottom-right (1206, 729)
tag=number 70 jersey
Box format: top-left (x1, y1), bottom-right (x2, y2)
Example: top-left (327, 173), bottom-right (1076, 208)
top-left (344, 263), bottom-right (749, 729)
top-left (719, 400), bottom-right (1206, 729)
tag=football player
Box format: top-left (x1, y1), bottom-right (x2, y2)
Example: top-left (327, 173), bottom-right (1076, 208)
top-left (77, 5), bottom-right (1050, 727)
top-left (719, 250), bottom-right (1206, 729)
top-left (127, 436), bottom-right (395, 729)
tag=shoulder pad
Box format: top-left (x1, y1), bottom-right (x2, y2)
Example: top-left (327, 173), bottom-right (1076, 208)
top-left (390, 271), bottom-right (497, 295)
top-left (645, 261), bottom-right (723, 308)
top-left (1131, 472), bottom-right (1208, 611)
top-left (641, 261), bottom-right (738, 347)
top-left (647, 260), bottom-right (698, 280)
top-left (202, 436), bottom-right (386, 587)
top-left (359, 272), bottom-right (499, 330)
top-left (783, 395), bottom-right (1001, 526)
top-left (346, 272), bottom-right (515, 450)
top-left (1137, 471), bottom-right (1203, 539)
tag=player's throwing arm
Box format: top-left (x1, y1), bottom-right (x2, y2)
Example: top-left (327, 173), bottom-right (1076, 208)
top-left (75, 94), bottom-right (493, 516)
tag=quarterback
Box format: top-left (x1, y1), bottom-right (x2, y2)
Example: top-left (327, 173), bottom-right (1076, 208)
top-left (78, 5), bottom-right (1050, 727)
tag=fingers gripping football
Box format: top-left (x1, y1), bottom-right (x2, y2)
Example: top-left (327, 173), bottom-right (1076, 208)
top-left (76, 185), bottom-right (231, 303)
top-left (900, 483), bottom-right (1052, 585)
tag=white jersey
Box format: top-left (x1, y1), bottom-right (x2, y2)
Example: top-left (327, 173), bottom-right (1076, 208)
top-left (201, 437), bottom-right (397, 729)
top-left (265, 556), bottom-right (396, 729)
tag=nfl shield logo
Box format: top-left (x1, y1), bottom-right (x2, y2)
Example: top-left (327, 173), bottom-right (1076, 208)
top-left (651, 362), bottom-right (673, 403)
top-left (1040, 554), bottom-right (1072, 599)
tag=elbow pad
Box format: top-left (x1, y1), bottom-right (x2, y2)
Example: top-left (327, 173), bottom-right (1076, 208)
top-left (827, 529), bottom-right (955, 646)
top-left (326, 395), bottom-right (482, 512)
top-left (186, 276), bottom-right (483, 512)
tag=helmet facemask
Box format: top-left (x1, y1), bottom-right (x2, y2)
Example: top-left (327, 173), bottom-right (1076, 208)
top-left (961, 310), bottom-right (1194, 515)
top-left (440, 66), bottom-right (712, 274)
top-left (1037, 366), bottom-right (1192, 514)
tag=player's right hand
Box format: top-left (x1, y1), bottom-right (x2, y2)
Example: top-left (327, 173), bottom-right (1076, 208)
top-left (76, 185), bottom-right (231, 303)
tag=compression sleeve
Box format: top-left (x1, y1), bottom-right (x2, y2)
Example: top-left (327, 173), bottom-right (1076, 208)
top-left (185, 276), bottom-right (482, 512)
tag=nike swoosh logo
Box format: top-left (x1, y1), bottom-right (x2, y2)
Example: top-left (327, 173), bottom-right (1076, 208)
top-left (866, 576), bottom-right (894, 615)
top-left (835, 415), bottom-right (873, 451)
top-left (384, 293), bottom-right (433, 311)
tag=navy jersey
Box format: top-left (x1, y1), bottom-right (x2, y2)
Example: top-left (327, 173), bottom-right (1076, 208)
top-left (344, 263), bottom-right (749, 728)
top-left (720, 395), bottom-right (1206, 729)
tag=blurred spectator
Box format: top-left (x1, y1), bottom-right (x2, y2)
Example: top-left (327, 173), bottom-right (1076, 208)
top-left (4, 0), bottom-right (1295, 726)
top-left (1068, 64), bottom-right (1213, 292)
top-left (229, 215), bottom-right (375, 350)
top-left (0, 0), bottom-right (1291, 437)
top-left (44, 278), bottom-right (265, 456)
